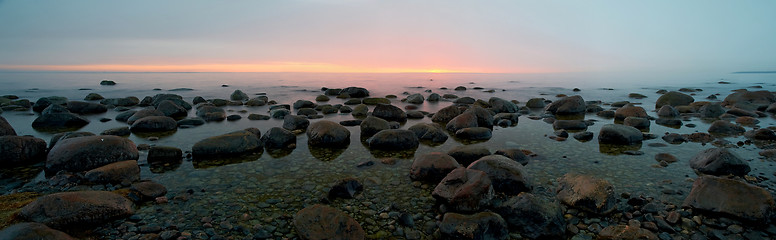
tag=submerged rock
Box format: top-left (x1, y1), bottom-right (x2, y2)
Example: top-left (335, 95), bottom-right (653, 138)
top-left (366, 129), bottom-right (419, 150)
top-left (293, 204), bottom-right (365, 240)
top-left (261, 127), bottom-right (297, 149)
top-left (83, 160), bottom-right (140, 185)
top-left (19, 191), bottom-right (134, 229)
top-left (66, 101), bottom-right (108, 114)
top-left (439, 212), bottom-right (508, 240)
top-left (196, 105), bottom-right (226, 122)
top-left (360, 116), bottom-right (389, 138)
top-left (408, 122), bottom-right (448, 143)
top-left (447, 145), bottom-right (491, 167)
top-left (328, 177), bottom-right (363, 199)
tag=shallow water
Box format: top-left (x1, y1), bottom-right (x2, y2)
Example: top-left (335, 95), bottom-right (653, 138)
top-left (1, 71), bottom-right (775, 238)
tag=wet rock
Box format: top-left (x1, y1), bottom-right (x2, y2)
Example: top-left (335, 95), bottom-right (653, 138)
top-left (84, 93), bottom-right (104, 101)
top-left (615, 105), bottom-right (648, 121)
top-left (545, 95), bottom-right (586, 115)
top-left (328, 177), bottom-right (363, 199)
top-left (130, 116), bottom-right (177, 132)
top-left (0, 136), bottom-right (47, 168)
top-left (245, 98), bottom-right (267, 106)
top-left (19, 191), bottom-right (134, 229)
top-left (131, 181), bottom-right (168, 200)
top-left (494, 148), bottom-right (529, 166)
top-left (489, 97), bottom-right (518, 113)
top-left (100, 96), bottom-right (140, 107)
top-left (270, 108), bottom-right (291, 119)
top-left (455, 127), bottom-right (492, 140)
top-left (728, 107), bottom-right (758, 117)
top-left (699, 103), bottom-right (725, 118)
top-left (351, 104), bottom-right (368, 117)
top-left (683, 175), bottom-right (775, 223)
top-left (177, 117), bottom-right (206, 126)
top-left (192, 130), bottom-right (262, 159)
top-left (46, 135), bottom-right (139, 173)
top-left (261, 127), bottom-right (296, 149)
top-left (689, 148), bottom-right (750, 176)
top-left (407, 123), bottom-right (448, 143)
top-left (147, 146), bottom-right (182, 165)
top-left (556, 173), bottom-right (616, 215)
top-left (195, 105), bottom-right (226, 122)
top-left (100, 80), bottom-right (116, 85)
top-left (340, 87), bottom-right (370, 98)
top-left (624, 117), bottom-right (650, 129)
top-left (597, 110), bottom-right (615, 118)
top-left (707, 120), bottom-right (745, 135)
top-left (293, 204), bottom-right (365, 240)
top-left (115, 110), bottom-right (137, 123)
top-left (745, 128), bottom-right (776, 140)
top-left (66, 101), bottom-right (108, 114)
top-left (127, 109), bottom-right (165, 125)
top-left (439, 212), bottom-right (508, 240)
top-left (598, 124), bottom-right (643, 145)
top-left (722, 90), bottom-right (775, 111)
top-left (101, 126), bottom-right (131, 136)
top-left (427, 93), bottom-right (441, 102)
top-left (446, 112), bottom-right (478, 132)
top-left (662, 133), bottom-right (687, 144)
top-left (0, 116), bottom-right (16, 136)
top-left (157, 100), bottom-right (188, 118)
top-left (598, 225), bottom-right (658, 240)
top-left (32, 104), bottom-right (90, 130)
top-left (293, 100), bottom-right (316, 110)
top-left (307, 120), bottom-right (350, 147)
top-left (406, 110), bottom-right (425, 119)
top-left (525, 98), bottom-right (546, 108)
top-left (655, 91), bottom-right (694, 108)
top-left (366, 129), bottom-right (419, 150)
top-left (573, 131), bottom-right (595, 142)
top-left (657, 105), bottom-right (680, 118)
top-left (406, 93), bottom-right (425, 104)
top-left (735, 116), bottom-right (759, 126)
top-left (410, 152), bottom-right (460, 183)
top-left (362, 97), bottom-right (390, 105)
top-left (84, 160), bottom-right (140, 185)
top-left (0, 222), bottom-right (75, 240)
top-left (49, 131), bottom-right (95, 148)
top-left (32, 96), bottom-right (68, 112)
top-left (360, 116), bottom-right (390, 138)
top-left (230, 90), bottom-right (249, 101)
top-left (655, 118), bottom-right (682, 127)
top-left (433, 168), bottom-right (494, 212)
top-left (372, 104), bottom-right (407, 122)
top-left (468, 155), bottom-right (531, 195)
top-left (454, 97), bottom-right (476, 104)
top-left (297, 108), bottom-right (317, 116)
top-left (447, 145), bottom-right (491, 167)
top-left (339, 119), bottom-right (362, 126)
top-left (282, 115), bottom-right (310, 131)
top-left (493, 193), bottom-right (566, 239)
top-left (553, 120), bottom-right (588, 130)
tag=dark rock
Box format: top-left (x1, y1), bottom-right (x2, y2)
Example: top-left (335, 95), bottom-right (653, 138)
top-left (683, 175), bottom-right (775, 222)
top-left (662, 133), bottom-right (687, 144)
top-left (127, 109), bottom-right (164, 125)
top-left (624, 117), bottom-right (650, 129)
top-left (84, 93), bottom-right (104, 101)
top-left (689, 148), bottom-right (750, 176)
top-left (598, 124), bottom-right (643, 145)
top-left (360, 116), bottom-right (389, 138)
top-left (722, 90), bottom-right (775, 111)
top-left (130, 116), bottom-right (177, 132)
top-left (707, 120), bottom-right (745, 135)
top-left (615, 105), bottom-right (648, 121)
top-left (494, 149), bottom-right (529, 166)
top-left (489, 97), bottom-right (518, 113)
top-left (366, 129), bottom-right (419, 150)
top-left (468, 155), bottom-right (531, 195)
top-left (19, 191), bottom-right (134, 228)
top-left (728, 107), bottom-right (758, 117)
top-left (455, 127), bottom-right (492, 140)
top-left (293, 100), bottom-right (316, 110)
top-left (745, 128), bottom-right (776, 140)
top-left (339, 119), bottom-right (362, 126)
top-left (307, 120), bottom-right (350, 147)
top-left (66, 101), bottom-right (107, 114)
top-left (115, 110), bottom-right (137, 122)
top-left (655, 118), bottom-right (683, 127)
top-left (46, 135), bottom-right (138, 173)
top-left (410, 152), bottom-right (460, 183)
top-left (0, 222), bottom-right (75, 240)
top-left (32, 96), bottom-right (68, 112)
top-left (372, 104), bottom-right (407, 122)
top-left (657, 105), bottom-right (680, 118)
top-left (406, 93), bottom-right (425, 104)
top-left (49, 131), bottom-right (95, 148)
top-left (192, 130), bottom-right (262, 159)
top-left (351, 104), bottom-right (368, 117)
top-left (0, 116), bottom-right (16, 136)
top-left (427, 93), bottom-right (441, 102)
top-left (100, 97), bottom-right (140, 107)
top-left (545, 95), bottom-right (586, 115)
top-left (446, 112), bottom-right (478, 132)
top-left (454, 97), bottom-right (476, 104)
top-left (261, 127), bottom-right (296, 149)
top-left (230, 90), bottom-right (249, 101)
top-left (597, 110), bottom-right (615, 118)
top-left (245, 98), bottom-right (267, 106)
top-left (525, 98), bottom-right (546, 108)
top-left (493, 193), bottom-right (566, 239)
top-left (362, 97), bottom-right (390, 105)
top-left (157, 100), bottom-right (188, 118)
top-left (147, 146), bottom-right (182, 165)
top-left (407, 123), bottom-right (448, 143)
top-left (101, 126), bottom-right (131, 136)
top-left (406, 110), bottom-right (425, 119)
top-left (0, 136), bottom-right (47, 167)
top-left (573, 131), bottom-right (595, 142)
top-left (296, 108), bottom-right (317, 116)
top-left (84, 160), bottom-right (140, 184)
top-left (598, 225), bottom-right (658, 240)
top-left (699, 103), bottom-right (725, 118)
top-left (100, 80), bottom-right (116, 85)
top-left (340, 87), bottom-right (370, 98)
top-left (432, 168), bottom-right (494, 212)
top-left (177, 117), bottom-right (206, 126)
top-left (439, 212), bottom-right (508, 240)
top-left (656, 91), bottom-right (694, 108)
top-left (556, 173), bottom-right (616, 215)
top-left (447, 145), bottom-right (491, 167)
top-left (282, 115), bottom-right (309, 131)
top-left (293, 204), bottom-right (365, 240)
top-left (553, 120), bottom-right (587, 130)
top-left (131, 181), bottom-right (168, 200)
top-left (432, 105), bottom-right (463, 123)
top-left (195, 104), bottom-right (226, 122)
top-left (32, 104), bottom-right (90, 130)
top-left (328, 177), bottom-right (363, 199)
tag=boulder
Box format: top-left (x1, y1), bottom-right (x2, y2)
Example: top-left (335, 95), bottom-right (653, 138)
top-left (489, 97), bottom-right (518, 113)
top-left (230, 89), bottom-right (249, 101)
top-left (545, 95), bottom-right (586, 115)
top-left (446, 112), bottom-right (478, 132)
top-left (130, 116), bottom-right (177, 132)
top-left (410, 152), bottom-right (460, 183)
top-left (100, 97), bottom-right (140, 107)
top-left (494, 149), bottom-right (529, 166)
top-left (427, 93), bottom-right (441, 102)
top-left (493, 193), bottom-right (566, 239)
top-left (147, 146), bottom-right (182, 165)
top-left (32, 96), bottom-right (68, 112)
top-left (453, 97), bottom-right (475, 104)
top-left (657, 105), bottom-right (680, 118)
top-left (130, 181), bottom-right (168, 200)
top-left (655, 91), bottom-right (694, 108)
top-left (65, 101), bottom-right (107, 114)
top-left (556, 173), bottom-right (616, 215)
top-left (297, 108), bottom-right (317, 116)
top-left (0, 116), bottom-right (16, 136)
top-left (84, 160), bottom-right (140, 185)
top-left (293, 204), bottom-right (365, 240)
top-left (366, 129), bottom-right (419, 150)
top-left (32, 104), bottom-right (90, 130)
top-left (431, 105), bottom-right (463, 123)
top-left (84, 93), bottom-right (104, 101)
top-left (408, 122), bottom-right (448, 143)
top-left (100, 126), bottom-right (130, 136)
top-left (362, 97), bottom-right (390, 105)
top-left (293, 100), bottom-right (316, 110)
top-left (723, 90), bottom-right (775, 110)
top-left (192, 130), bottom-right (262, 158)
top-left (432, 167), bottom-right (494, 212)
top-left (245, 98), bottom-right (267, 106)
top-left (0, 222), bottom-right (75, 240)
top-left (307, 121), bottom-right (351, 147)
top-left (177, 117), bottom-right (206, 126)
top-left (156, 100), bottom-right (188, 118)
top-left (455, 127), bottom-right (492, 140)
top-left (447, 145), bottom-right (491, 167)
top-left (372, 104), bottom-right (407, 122)
top-left (573, 131), bottom-right (595, 141)
top-left (699, 103), bottom-right (725, 118)
top-left (406, 110), bottom-right (425, 119)
top-left (151, 94), bottom-right (191, 109)
top-left (439, 212), bottom-right (508, 240)
top-left (614, 105), bottom-right (648, 120)
top-left (707, 120), bottom-right (745, 135)
top-left (525, 98), bottom-right (546, 108)
top-left (49, 131), bottom-right (95, 149)
top-left (552, 120), bottom-right (587, 130)
top-left (468, 155), bottom-right (531, 195)
top-left (340, 87), bottom-right (369, 98)
top-left (655, 118), bottom-right (682, 127)
top-left (19, 191), bottom-right (134, 228)
top-left (623, 117), bottom-right (650, 129)
top-left (746, 128), bottom-right (776, 141)
top-left (196, 105), bottom-right (226, 121)
top-left (359, 116), bottom-right (389, 138)
top-left (689, 148), bottom-right (750, 176)
top-left (683, 175), bottom-right (775, 222)
top-left (282, 115), bottom-right (310, 131)
top-left (270, 108), bottom-right (291, 119)
top-left (261, 127), bottom-right (296, 149)
top-left (46, 135), bottom-right (138, 173)
top-left (598, 124), bottom-right (643, 145)
top-left (465, 106), bottom-right (495, 129)
top-left (0, 136), bottom-right (47, 167)
top-left (127, 109), bottom-right (164, 125)
top-left (406, 93), bottom-right (424, 104)
top-left (115, 110), bottom-right (137, 122)
top-left (351, 104), bottom-right (368, 117)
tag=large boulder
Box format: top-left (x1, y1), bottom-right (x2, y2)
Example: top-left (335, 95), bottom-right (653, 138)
top-left (83, 160), bottom-right (140, 185)
top-left (65, 101), bottom-right (107, 114)
top-left (494, 148), bottom-right (530, 166)
top-left (19, 191), bottom-right (134, 229)
top-left (699, 103), bottom-right (725, 118)
top-left (196, 104), bottom-right (226, 122)
top-left (431, 105), bottom-right (463, 123)
top-left (552, 120), bottom-right (587, 131)
top-left (150, 94), bottom-right (191, 109)
top-left (261, 127), bottom-right (297, 149)
top-left (439, 212), bottom-right (508, 240)
top-left (468, 155), bottom-right (531, 195)
top-left (359, 116), bottom-right (389, 138)
top-left (293, 100), bottom-right (316, 110)
top-left (657, 105), bottom-right (680, 118)
top-left (410, 152), bottom-right (460, 183)
top-left (489, 97), bottom-right (518, 113)
top-left (307, 121), bottom-right (351, 147)
top-left (447, 145), bottom-right (491, 167)
top-left (525, 98), bottom-right (546, 108)
top-left (493, 193), bottom-right (566, 239)
top-left (130, 116), bottom-right (177, 132)
top-left (230, 89), bottom-right (249, 101)
top-left (655, 91), bottom-right (694, 108)
top-left (283, 115), bottom-right (310, 131)
top-left (372, 104), bottom-right (407, 122)
top-left (0, 115), bottom-right (16, 136)
top-left (32, 96), bottom-right (68, 112)
top-left (707, 120), bottom-right (745, 135)
top-left (366, 129), bottom-right (419, 150)
top-left (683, 175), bottom-right (775, 222)
top-left (0, 222), bottom-right (75, 240)
top-left (127, 109), bottom-right (164, 125)
top-left (293, 204), bottom-right (365, 240)
top-left (545, 95), bottom-right (586, 115)
top-left (156, 100), bottom-right (188, 118)
top-left (689, 148), bottom-right (750, 176)
top-left (49, 131), bottom-right (95, 149)
top-left (614, 105), bottom-right (648, 121)
top-left (455, 127), bottom-right (492, 140)
top-left (0, 136), bottom-right (47, 168)
top-left (556, 173), bottom-right (616, 215)
top-left (340, 87), bottom-right (370, 98)
top-left (407, 122), bottom-right (448, 143)
top-left (405, 93), bottom-right (425, 104)
top-left (446, 112), bottom-right (478, 132)
top-left (100, 96), bottom-right (140, 107)
top-left (46, 135), bottom-right (138, 173)
top-left (351, 104), bottom-right (368, 117)
top-left (723, 90), bottom-right (776, 110)
top-left (432, 167), bottom-right (494, 212)
top-left (598, 124), bottom-right (643, 145)
top-left (192, 130), bottom-right (262, 159)
top-left (31, 104), bottom-right (90, 130)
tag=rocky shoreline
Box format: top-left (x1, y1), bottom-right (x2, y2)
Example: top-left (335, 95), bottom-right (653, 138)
top-left (1, 81), bottom-right (775, 239)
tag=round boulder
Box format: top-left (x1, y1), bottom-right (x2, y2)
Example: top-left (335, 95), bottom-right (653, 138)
top-left (130, 116), bottom-right (177, 132)
top-left (656, 91), bottom-right (694, 108)
top-left (261, 127), bottom-right (297, 149)
top-left (447, 145), bottom-right (491, 167)
top-left (192, 130), bottom-right (262, 159)
top-left (408, 122), bottom-right (448, 143)
top-left (283, 115), bottom-right (310, 131)
top-left (366, 129), bottom-right (419, 150)
top-left (293, 204), bottom-right (365, 240)
top-left (410, 152), bottom-right (461, 183)
top-left (468, 155), bottom-right (532, 195)
top-left (689, 148), bottom-right (750, 176)
top-left (46, 135), bottom-right (139, 173)
top-left (0, 136), bottom-right (47, 168)
top-left (360, 116), bottom-right (390, 138)
top-left (432, 167), bottom-right (494, 212)
top-left (32, 104), bottom-right (90, 130)
top-left (556, 173), bottom-right (616, 215)
top-left (545, 95), bottom-right (586, 115)
top-left (372, 104), bottom-right (407, 122)
top-left (0, 222), bottom-right (75, 240)
top-left (83, 160), bottom-right (140, 185)
top-left (598, 124), bottom-right (643, 145)
top-left (307, 120), bottom-right (351, 147)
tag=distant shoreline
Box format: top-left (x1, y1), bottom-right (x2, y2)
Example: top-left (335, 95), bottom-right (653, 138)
top-left (732, 71), bottom-right (776, 74)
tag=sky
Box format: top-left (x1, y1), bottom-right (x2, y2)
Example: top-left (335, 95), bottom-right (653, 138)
top-left (0, 0), bottom-right (774, 73)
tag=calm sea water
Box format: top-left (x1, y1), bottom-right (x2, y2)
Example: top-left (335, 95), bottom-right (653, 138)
top-left (1, 71), bottom-right (774, 238)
